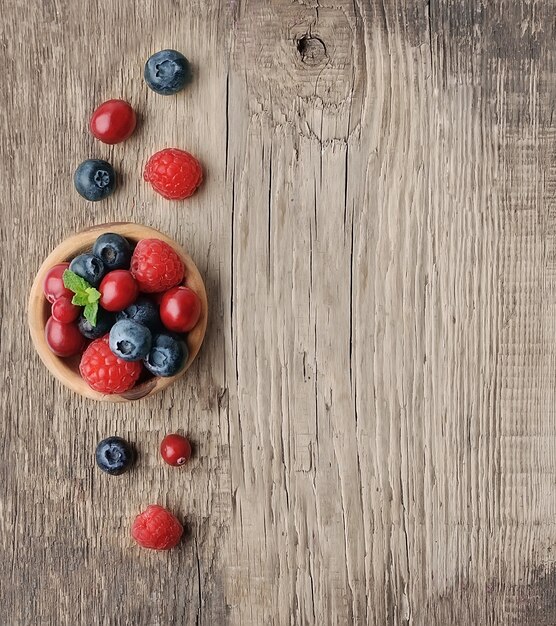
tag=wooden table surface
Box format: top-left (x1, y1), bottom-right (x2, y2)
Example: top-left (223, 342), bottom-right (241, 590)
top-left (1, 0), bottom-right (554, 624)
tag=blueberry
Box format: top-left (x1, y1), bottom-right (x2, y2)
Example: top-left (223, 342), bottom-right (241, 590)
top-left (78, 307), bottom-right (115, 339)
top-left (144, 333), bottom-right (188, 377)
top-left (74, 159), bottom-right (116, 201)
top-left (95, 437), bottom-right (136, 475)
top-left (116, 296), bottom-right (161, 331)
top-left (69, 253), bottom-right (105, 287)
top-left (92, 233), bottom-right (132, 271)
top-left (144, 49), bottom-right (192, 95)
top-left (109, 319), bottom-right (152, 361)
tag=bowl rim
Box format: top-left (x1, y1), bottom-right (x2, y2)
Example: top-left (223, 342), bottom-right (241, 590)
top-left (28, 222), bottom-right (208, 402)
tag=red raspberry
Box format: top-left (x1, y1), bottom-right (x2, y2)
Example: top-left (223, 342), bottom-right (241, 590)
top-left (143, 148), bottom-right (203, 200)
top-left (130, 239), bottom-right (185, 293)
top-left (131, 505), bottom-right (183, 550)
top-left (80, 336), bottom-right (142, 394)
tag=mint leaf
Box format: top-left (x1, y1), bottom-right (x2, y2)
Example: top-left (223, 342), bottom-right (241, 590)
top-left (86, 287), bottom-right (101, 303)
top-left (71, 293), bottom-right (89, 306)
top-left (63, 269), bottom-right (92, 294)
top-left (83, 302), bottom-right (98, 327)
top-left (63, 270), bottom-right (100, 314)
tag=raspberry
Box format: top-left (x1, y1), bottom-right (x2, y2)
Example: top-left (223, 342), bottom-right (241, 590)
top-left (131, 505), bottom-right (183, 550)
top-left (79, 336), bottom-right (142, 394)
top-left (130, 239), bottom-right (185, 293)
top-left (143, 148), bottom-right (203, 200)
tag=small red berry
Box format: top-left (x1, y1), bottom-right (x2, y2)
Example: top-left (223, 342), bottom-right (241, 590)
top-left (45, 317), bottom-right (85, 357)
top-left (90, 99), bottom-right (136, 144)
top-left (80, 336), bottom-right (143, 394)
top-left (143, 148), bottom-right (203, 200)
top-left (51, 296), bottom-right (80, 324)
top-left (130, 239), bottom-right (184, 293)
top-left (160, 434), bottom-right (192, 466)
top-left (160, 286), bottom-right (201, 333)
top-left (99, 270), bottom-right (139, 312)
top-left (132, 505), bottom-right (183, 550)
top-left (43, 263), bottom-right (72, 303)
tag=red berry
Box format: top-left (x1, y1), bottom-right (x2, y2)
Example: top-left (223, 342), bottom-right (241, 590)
top-left (90, 99), bottom-right (136, 144)
top-left (143, 148), bottom-right (203, 200)
top-left (99, 270), bottom-right (139, 312)
top-left (43, 263), bottom-right (72, 303)
top-left (130, 239), bottom-right (184, 293)
top-left (80, 336), bottom-right (142, 394)
top-left (51, 296), bottom-right (80, 323)
top-left (160, 434), bottom-right (192, 466)
top-left (160, 286), bottom-right (201, 333)
top-left (131, 505), bottom-right (183, 550)
top-left (45, 317), bottom-right (85, 357)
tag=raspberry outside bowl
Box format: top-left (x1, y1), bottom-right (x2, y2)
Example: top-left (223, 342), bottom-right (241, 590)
top-left (28, 223), bottom-right (208, 402)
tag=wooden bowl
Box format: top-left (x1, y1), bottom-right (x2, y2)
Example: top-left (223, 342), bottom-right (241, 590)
top-left (28, 223), bottom-right (208, 402)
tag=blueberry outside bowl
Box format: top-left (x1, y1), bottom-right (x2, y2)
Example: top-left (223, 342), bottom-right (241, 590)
top-left (28, 223), bottom-right (208, 402)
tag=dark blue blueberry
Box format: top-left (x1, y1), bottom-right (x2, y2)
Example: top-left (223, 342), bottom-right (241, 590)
top-left (92, 233), bottom-right (132, 271)
top-left (69, 253), bottom-right (105, 287)
top-left (144, 333), bottom-right (188, 377)
top-left (109, 319), bottom-right (152, 361)
top-left (74, 159), bottom-right (116, 201)
top-left (116, 296), bottom-right (161, 331)
top-left (95, 437), bottom-right (136, 475)
top-left (78, 307), bottom-right (116, 339)
top-left (144, 49), bottom-right (192, 95)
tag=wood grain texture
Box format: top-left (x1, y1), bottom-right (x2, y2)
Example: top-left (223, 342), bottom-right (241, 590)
top-left (1, 0), bottom-right (555, 624)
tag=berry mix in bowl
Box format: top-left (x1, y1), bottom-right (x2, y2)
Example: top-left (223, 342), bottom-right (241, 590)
top-left (28, 223), bottom-right (208, 402)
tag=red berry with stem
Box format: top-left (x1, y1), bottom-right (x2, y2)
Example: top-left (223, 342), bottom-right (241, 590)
top-left (45, 317), bottom-right (85, 357)
top-left (99, 270), bottom-right (139, 312)
top-left (132, 505), bottom-right (183, 550)
top-left (160, 286), bottom-right (201, 333)
top-left (90, 99), bottom-right (137, 144)
top-left (51, 296), bottom-right (80, 324)
top-left (160, 434), bottom-right (192, 466)
top-left (43, 263), bottom-right (72, 303)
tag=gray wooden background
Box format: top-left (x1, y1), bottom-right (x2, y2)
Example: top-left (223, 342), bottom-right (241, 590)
top-left (1, 0), bottom-right (555, 624)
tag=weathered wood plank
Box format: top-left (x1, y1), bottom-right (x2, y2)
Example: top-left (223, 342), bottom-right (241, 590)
top-left (1, 0), bottom-right (555, 624)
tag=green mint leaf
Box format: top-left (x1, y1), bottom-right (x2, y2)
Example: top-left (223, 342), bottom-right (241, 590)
top-left (63, 270), bottom-right (92, 294)
top-left (83, 302), bottom-right (98, 327)
top-left (85, 287), bottom-right (101, 304)
top-left (71, 293), bottom-right (89, 306)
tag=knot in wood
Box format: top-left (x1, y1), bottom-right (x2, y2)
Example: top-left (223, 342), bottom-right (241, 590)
top-left (296, 35), bottom-right (327, 66)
